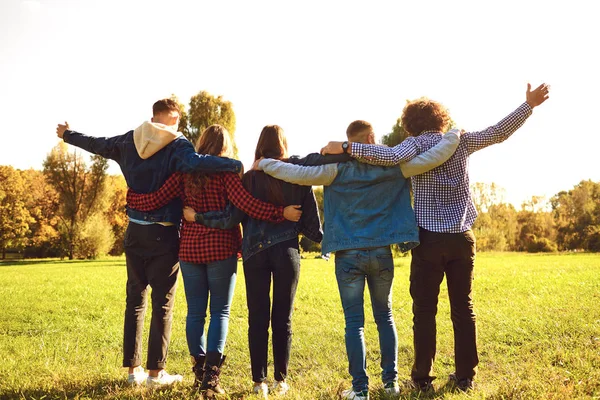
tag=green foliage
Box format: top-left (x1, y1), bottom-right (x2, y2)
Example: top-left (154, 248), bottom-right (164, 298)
top-left (0, 166), bottom-right (34, 258)
top-left (181, 91), bottom-right (238, 158)
top-left (104, 175), bottom-right (128, 256)
top-left (76, 213), bottom-right (115, 259)
top-left (1, 253), bottom-right (600, 399)
top-left (43, 143), bottom-right (110, 259)
top-left (551, 179), bottom-right (600, 251)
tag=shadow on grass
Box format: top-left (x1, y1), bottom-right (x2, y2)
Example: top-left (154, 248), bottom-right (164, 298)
top-left (0, 378), bottom-right (209, 400)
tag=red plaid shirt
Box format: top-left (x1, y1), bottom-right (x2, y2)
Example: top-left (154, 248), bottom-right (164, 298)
top-left (126, 172), bottom-right (285, 264)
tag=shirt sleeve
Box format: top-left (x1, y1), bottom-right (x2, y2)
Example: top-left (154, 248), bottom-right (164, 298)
top-left (462, 102), bottom-right (533, 154)
top-left (63, 130), bottom-right (126, 161)
top-left (298, 187), bottom-right (323, 244)
top-left (258, 159), bottom-right (338, 186)
top-left (399, 130), bottom-right (460, 178)
top-left (221, 172), bottom-right (285, 223)
top-left (351, 136), bottom-right (419, 166)
top-left (172, 140), bottom-right (243, 174)
top-left (126, 173), bottom-right (184, 211)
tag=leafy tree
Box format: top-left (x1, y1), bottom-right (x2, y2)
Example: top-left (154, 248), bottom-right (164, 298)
top-left (20, 169), bottom-right (61, 258)
top-left (380, 118), bottom-right (408, 147)
top-left (517, 197), bottom-right (557, 252)
top-left (0, 166), bottom-right (34, 259)
top-left (43, 143), bottom-right (110, 259)
top-left (105, 175), bottom-right (128, 255)
top-left (183, 91), bottom-right (238, 157)
top-left (551, 180), bottom-right (600, 251)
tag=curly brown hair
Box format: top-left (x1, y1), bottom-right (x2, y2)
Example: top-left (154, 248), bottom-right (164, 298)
top-left (401, 97), bottom-right (451, 136)
top-left (186, 125), bottom-right (234, 195)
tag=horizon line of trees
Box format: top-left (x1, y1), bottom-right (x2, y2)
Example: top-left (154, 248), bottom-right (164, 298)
top-left (2, 91), bottom-right (598, 259)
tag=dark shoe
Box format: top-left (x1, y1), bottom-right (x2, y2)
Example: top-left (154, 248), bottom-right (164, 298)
top-left (200, 351), bottom-right (226, 397)
top-left (449, 373), bottom-right (474, 391)
top-left (191, 355), bottom-right (206, 388)
top-left (403, 379), bottom-right (434, 392)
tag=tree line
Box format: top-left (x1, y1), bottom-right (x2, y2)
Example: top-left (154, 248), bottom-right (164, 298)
top-left (1, 92), bottom-right (598, 258)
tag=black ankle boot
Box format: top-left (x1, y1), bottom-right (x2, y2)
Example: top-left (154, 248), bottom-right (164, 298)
top-left (200, 351), bottom-right (226, 397)
top-left (191, 354), bottom-right (206, 387)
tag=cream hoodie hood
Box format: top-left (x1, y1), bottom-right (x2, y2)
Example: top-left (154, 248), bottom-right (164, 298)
top-left (133, 121), bottom-right (183, 159)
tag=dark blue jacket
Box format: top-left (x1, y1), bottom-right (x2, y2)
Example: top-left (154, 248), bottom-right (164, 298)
top-left (63, 129), bottom-right (242, 224)
top-left (194, 153), bottom-right (350, 259)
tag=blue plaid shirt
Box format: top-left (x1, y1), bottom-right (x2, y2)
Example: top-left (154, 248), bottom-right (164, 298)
top-left (351, 102), bottom-right (533, 233)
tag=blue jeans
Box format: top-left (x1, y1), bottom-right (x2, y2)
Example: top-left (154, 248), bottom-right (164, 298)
top-left (179, 256), bottom-right (237, 357)
top-left (335, 246), bottom-right (398, 393)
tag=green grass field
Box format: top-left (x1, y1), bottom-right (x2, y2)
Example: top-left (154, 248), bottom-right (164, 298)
top-left (1, 253), bottom-right (599, 399)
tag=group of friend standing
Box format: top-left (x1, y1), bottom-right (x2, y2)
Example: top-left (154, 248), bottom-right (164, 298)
top-left (55, 81), bottom-right (549, 399)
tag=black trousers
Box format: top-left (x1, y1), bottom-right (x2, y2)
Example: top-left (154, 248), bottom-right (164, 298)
top-left (122, 222), bottom-right (179, 370)
top-left (410, 228), bottom-right (478, 382)
top-left (243, 239), bottom-right (301, 383)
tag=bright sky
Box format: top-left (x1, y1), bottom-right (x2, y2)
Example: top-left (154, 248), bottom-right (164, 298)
top-left (1, 0), bottom-right (597, 207)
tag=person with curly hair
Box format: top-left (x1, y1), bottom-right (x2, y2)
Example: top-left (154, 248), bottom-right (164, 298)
top-left (321, 83), bottom-right (550, 393)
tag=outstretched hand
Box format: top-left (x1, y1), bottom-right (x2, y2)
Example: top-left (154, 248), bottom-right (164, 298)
top-left (526, 83), bottom-right (550, 108)
top-left (56, 121), bottom-right (70, 139)
top-left (283, 205), bottom-right (302, 222)
top-left (183, 206), bottom-right (197, 222)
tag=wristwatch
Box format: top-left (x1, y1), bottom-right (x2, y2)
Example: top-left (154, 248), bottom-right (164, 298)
top-left (342, 141), bottom-right (349, 154)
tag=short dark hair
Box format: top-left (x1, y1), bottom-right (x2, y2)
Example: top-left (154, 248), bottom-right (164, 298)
top-left (152, 99), bottom-right (180, 117)
top-left (346, 120), bottom-right (373, 140)
top-left (401, 98), bottom-right (451, 136)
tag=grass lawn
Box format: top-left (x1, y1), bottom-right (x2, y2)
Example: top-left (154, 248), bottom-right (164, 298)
top-left (1, 252), bottom-right (599, 399)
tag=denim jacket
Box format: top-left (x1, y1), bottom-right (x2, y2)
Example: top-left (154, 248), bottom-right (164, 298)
top-left (63, 127), bottom-right (242, 224)
top-left (257, 132), bottom-right (460, 253)
top-left (193, 153), bottom-right (349, 260)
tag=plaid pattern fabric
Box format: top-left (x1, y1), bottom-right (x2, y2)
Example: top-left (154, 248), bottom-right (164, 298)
top-left (351, 102), bottom-right (532, 233)
top-left (127, 172), bottom-right (285, 264)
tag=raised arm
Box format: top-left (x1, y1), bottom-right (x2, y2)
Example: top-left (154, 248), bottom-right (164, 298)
top-left (126, 173), bottom-right (184, 211)
top-left (257, 159), bottom-right (338, 186)
top-left (172, 140), bottom-right (243, 174)
top-left (463, 83), bottom-right (549, 154)
top-left (221, 172), bottom-right (286, 223)
top-left (57, 122), bottom-right (125, 161)
top-left (399, 130), bottom-right (461, 178)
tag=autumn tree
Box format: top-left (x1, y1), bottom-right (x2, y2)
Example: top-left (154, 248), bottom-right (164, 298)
top-left (20, 169), bottom-right (61, 257)
top-left (182, 91), bottom-right (238, 157)
top-left (105, 174), bottom-right (128, 255)
top-left (43, 143), bottom-right (112, 259)
top-left (0, 166), bottom-right (34, 259)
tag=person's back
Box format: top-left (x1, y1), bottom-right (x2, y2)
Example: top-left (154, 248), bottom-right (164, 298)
top-left (241, 170), bottom-right (321, 259)
top-left (54, 99), bottom-right (242, 387)
top-left (323, 159), bottom-right (417, 254)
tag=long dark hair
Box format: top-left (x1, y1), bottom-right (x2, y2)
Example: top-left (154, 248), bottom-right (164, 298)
top-left (187, 124), bottom-right (234, 195)
top-left (247, 125), bottom-right (288, 205)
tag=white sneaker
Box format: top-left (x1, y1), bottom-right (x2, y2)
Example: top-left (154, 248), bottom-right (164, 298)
top-left (341, 388), bottom-right (369, 400)
top-left (253, 382), bottom-right (269, 398)
top-left (384, 381), bottom-right (400, 395)
top-left (272, 380), bottom-right (289, 395)
top-left (146, 370), bottom-right (183, 387)
top-left (127, 369), bottom-right (148, 386)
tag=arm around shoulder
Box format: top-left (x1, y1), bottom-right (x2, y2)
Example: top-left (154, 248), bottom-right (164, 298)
top-left (400, 130), bottom-right (460, 178)
top-left (173, 139), bottom-right (242, 173)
